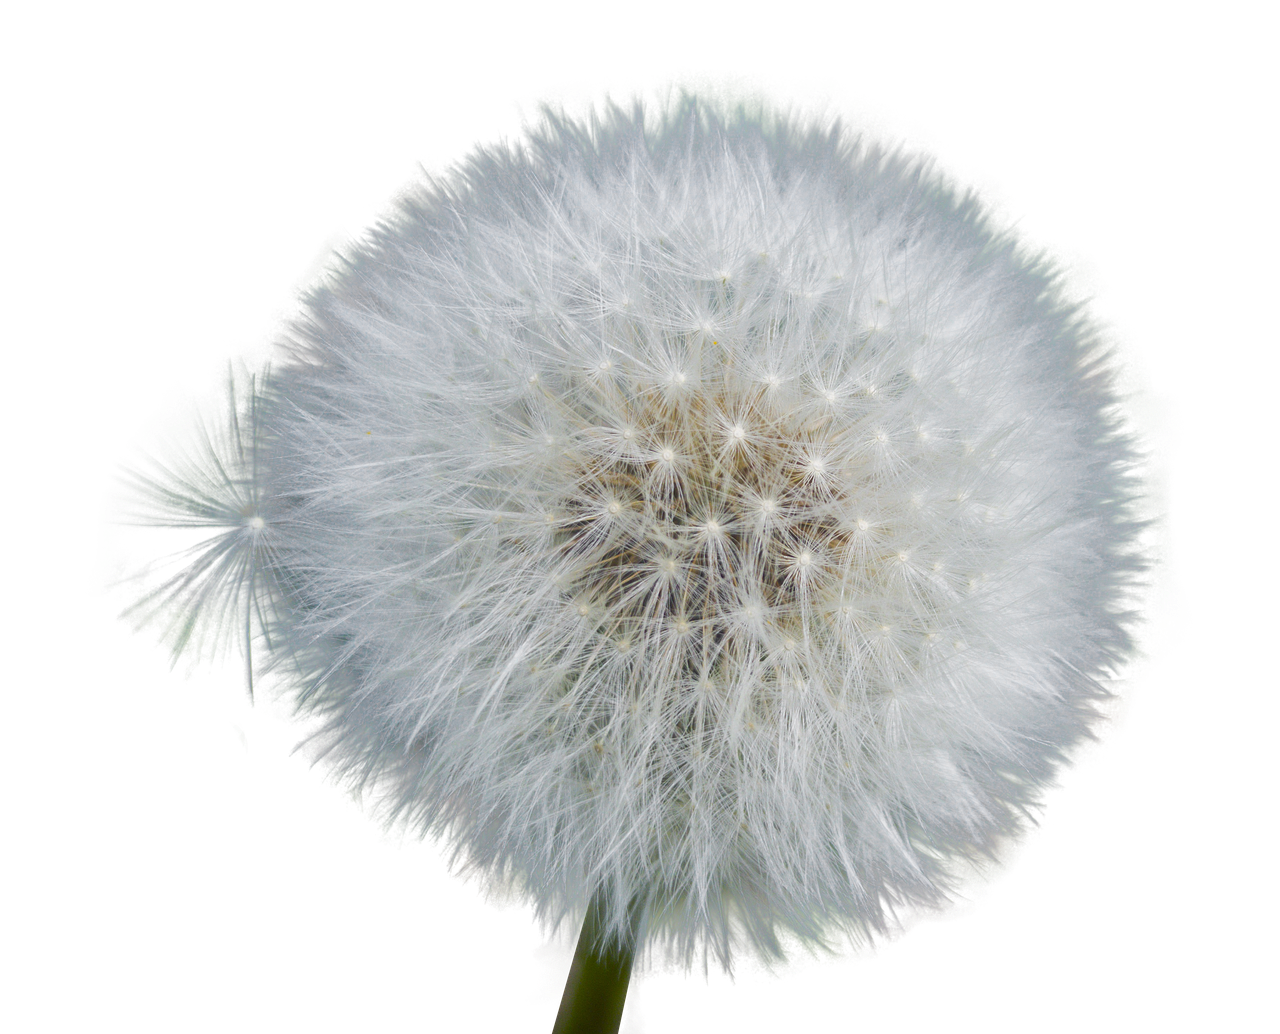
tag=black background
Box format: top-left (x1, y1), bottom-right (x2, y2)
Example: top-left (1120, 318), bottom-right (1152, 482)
top-left (87, 68), bottom-right (1187, 1028)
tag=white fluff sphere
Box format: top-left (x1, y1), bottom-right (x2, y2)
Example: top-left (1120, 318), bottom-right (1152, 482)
top-left (236, 100), bottom-right (1142, 968)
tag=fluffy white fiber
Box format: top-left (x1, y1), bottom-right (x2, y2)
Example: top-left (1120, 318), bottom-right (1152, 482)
top-left (135, 97), bottom-right (1143, 970)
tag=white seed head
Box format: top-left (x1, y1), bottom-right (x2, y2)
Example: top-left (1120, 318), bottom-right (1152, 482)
top-left (132, 98), bottom-right (1145, 971)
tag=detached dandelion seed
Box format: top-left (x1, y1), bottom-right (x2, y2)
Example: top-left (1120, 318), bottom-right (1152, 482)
top-left (129, 97), bottom-right (1145, 1032)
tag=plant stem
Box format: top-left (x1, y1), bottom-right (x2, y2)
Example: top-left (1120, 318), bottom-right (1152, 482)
top-left (551, 888), bottom-right (645, 1034)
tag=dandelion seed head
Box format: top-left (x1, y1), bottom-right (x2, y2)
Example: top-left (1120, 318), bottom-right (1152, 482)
top-left (132, 97), bottom-right (1145, 971)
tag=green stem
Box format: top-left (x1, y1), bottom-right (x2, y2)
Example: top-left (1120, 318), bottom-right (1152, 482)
top-left (551, 888), bottom-right (645, 1034)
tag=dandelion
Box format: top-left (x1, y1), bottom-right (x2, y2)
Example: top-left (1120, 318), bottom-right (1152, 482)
top-left (130, 97), bottom-right (1144, 1032)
